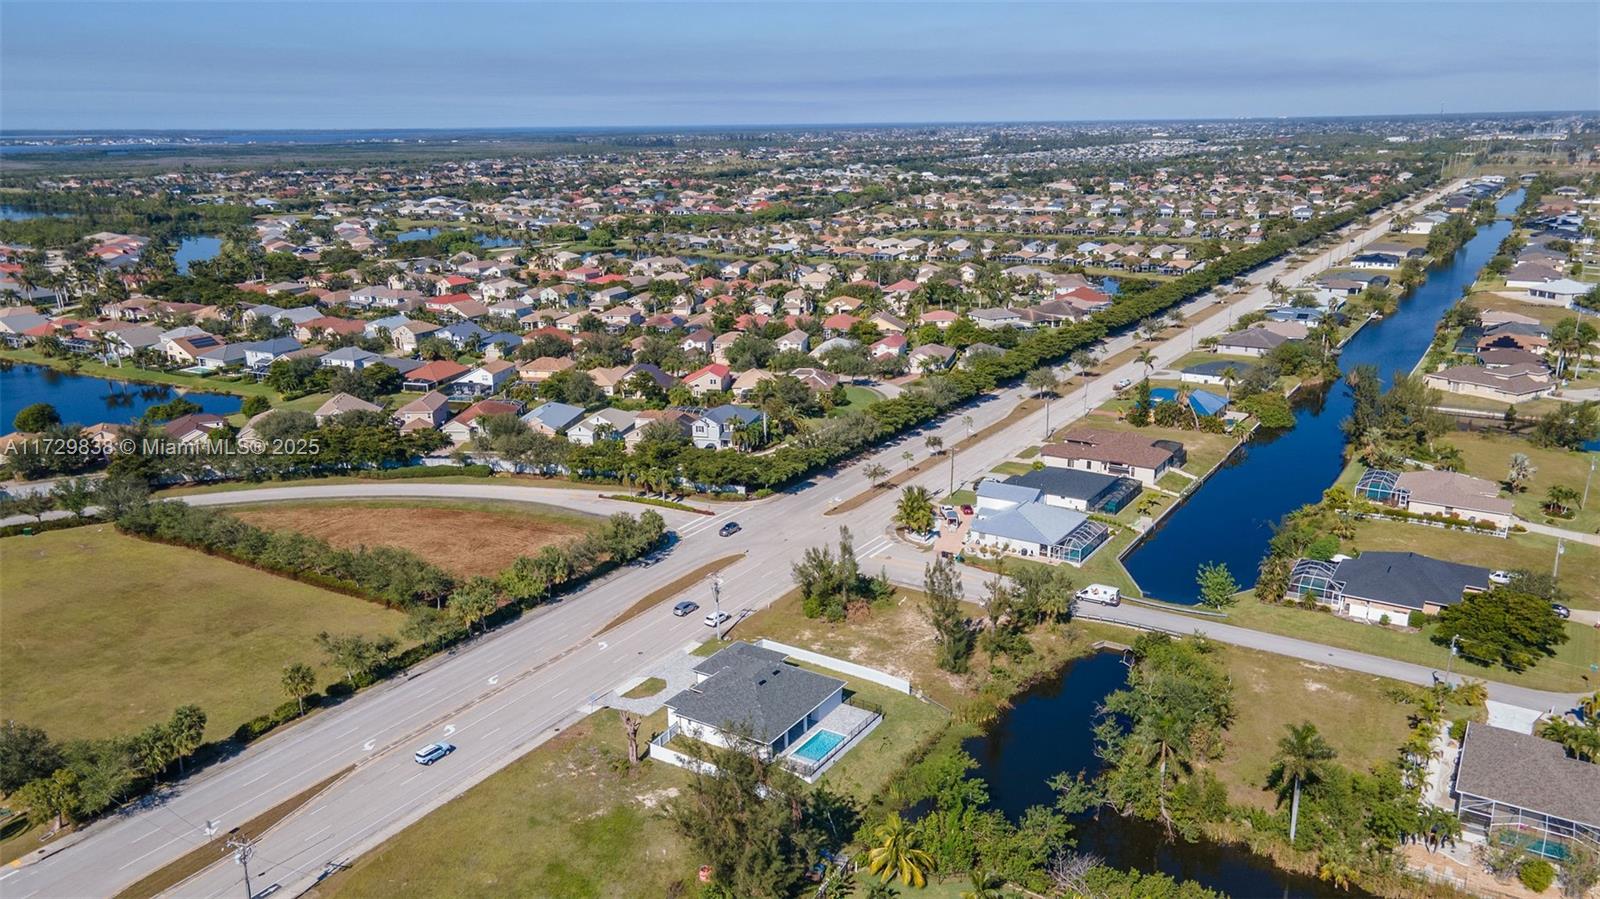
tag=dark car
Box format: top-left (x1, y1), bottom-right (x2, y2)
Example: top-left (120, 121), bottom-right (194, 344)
top-left (719, 522), bottom-right (741, 537)
top-left (1552, 603), bottom-right (1571, 620)
top-left (672, 600), bottom-right (699, 617)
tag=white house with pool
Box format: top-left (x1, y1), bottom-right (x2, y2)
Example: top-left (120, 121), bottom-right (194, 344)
top-left (661, 642), bottom-right (880, 781)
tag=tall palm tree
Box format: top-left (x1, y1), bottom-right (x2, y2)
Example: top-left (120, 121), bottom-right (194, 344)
top-left (865, 812), bottom-right (933, 888)
top-left (1506, 453), bottom-right (1536, 494)
top-left (1135, 348), bottom-right (1156, 378)
top-left (1269, 721), bottom-right (1337, 843)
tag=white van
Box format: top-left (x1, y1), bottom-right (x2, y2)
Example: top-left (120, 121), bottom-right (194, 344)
top-left (1074, 584), bottom-right (1121, 607)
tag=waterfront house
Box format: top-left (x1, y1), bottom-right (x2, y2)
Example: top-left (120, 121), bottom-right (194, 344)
top-left (1041, 428), bottom-right (1183, 486)
top-left (1285, 551), bottom-right (1489, 623)
top-left (965, 497), bottom-right (1111, 565)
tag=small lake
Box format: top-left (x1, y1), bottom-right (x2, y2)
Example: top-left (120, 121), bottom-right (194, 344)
top-left (395, 227), bottom-right (520, 248)
top-left (964, 651), bottom-right (1370, 898)
top-left (174, 235), bottom-right (222, 274)
top-left (0, 206), bottom-right (69, 221)
top-left (1123, 190), bottom-right (1524, 602)
top-left (0, 364), bottom-right (241, 428)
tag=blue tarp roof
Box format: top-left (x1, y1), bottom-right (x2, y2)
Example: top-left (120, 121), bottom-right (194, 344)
top-left (1149, 387), bottom-right (1228, 417)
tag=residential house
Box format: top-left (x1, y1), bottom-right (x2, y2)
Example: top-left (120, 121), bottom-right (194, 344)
top-left (965, 496), bottom-right (1111, 565)
top-left (521, 401), bottom-right (585, 436)
top-left (313, 392), bottom-right (382, 424)
top-left (1001, 467), bottom-right (1142, 514)
top-left (692, 405), bottom-right (763, 450)
top-left (567, 408), bottom-right (639, 446)
top-left (1451, 723), bottom-right (1600, 854)
top-left (402, 360), bottom-right (470, 392)
top-left (394, 391), bottom-right (451, 432)
top-left (1040, 428), bottom-right (1183, 486)
top-left (440, 399), bottom-right (522, 444)
top-left (1285, 551), bottom-right (1489, 623)
top-left (456, 359), bottom-right (517, 395)
top-left (684, 363), bottom-right (733, 396)
top-left (1392, 470), bottom-right (1515, 529)
top-left (664, 642), bottom-right (850, 762)
top-left (163, 412), bottom-right (228, 445)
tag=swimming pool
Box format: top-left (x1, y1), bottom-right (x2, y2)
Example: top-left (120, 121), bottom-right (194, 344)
top-left (791, 729), bottom-right (846, 764)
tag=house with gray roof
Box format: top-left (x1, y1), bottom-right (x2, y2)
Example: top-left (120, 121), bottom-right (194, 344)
top-left (966, 498), bottom-right (1110, 565)
top-left (1452, 723), bottom-right (1600, 857)
top-left (1286, 551), bottom-right (1490, 624)
top-left (1002, 467), bottom-right (1142, 514)
top-left (521, 401), bottom-right (585, 436)
top-left (665, 642), bottom-right (847, 760)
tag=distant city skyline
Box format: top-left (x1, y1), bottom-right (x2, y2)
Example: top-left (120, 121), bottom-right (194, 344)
top-left (3, 1), bottom-right (1597, 131)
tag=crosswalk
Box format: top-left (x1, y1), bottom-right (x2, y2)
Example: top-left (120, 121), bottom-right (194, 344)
top-left (674, 505), bottom-right (743, 539)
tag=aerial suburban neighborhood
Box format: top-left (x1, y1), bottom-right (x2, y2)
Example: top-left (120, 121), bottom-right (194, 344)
top-left (0, 3), bottom-right (1597, 899)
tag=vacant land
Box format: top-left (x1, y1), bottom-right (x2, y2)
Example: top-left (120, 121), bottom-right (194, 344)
top-left (317, 709), bottom-right (696, 899)
top-left (1221, 592), bottom-right (1598, 694)
top-left (225, 499), bottom-right (599, 578)
top-left (0, 526), bottom-right (404, 741)
top-left (1444, 427), bottom-right (1600, 533)
top-left (1213, 646), bottom-right (1416, 809)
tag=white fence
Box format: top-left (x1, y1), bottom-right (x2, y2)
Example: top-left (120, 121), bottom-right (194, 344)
top-left (647, 722), bottom-right (720, 776)
top-left (754, 639), bottom-right (912, 694)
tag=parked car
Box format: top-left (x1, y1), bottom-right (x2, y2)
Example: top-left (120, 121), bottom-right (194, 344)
top-left (413, 742), bottom-right (456, 765)
top-left (672, 600), bottom-right (699, 617)
top-left (1075, 584), bottom-right (1121, 606)
top-left (959, 504), bottom-right (974, 517)
top-left (1489, 570), bottom-right (1514, 585)
top-left (1552, 603), bottom-right (1571, 620)
top-left (704, 610), bottom-right (732, 628)
top-left (719, 521), bottom-right (741, 537)
top-left (940, 505), bottom-right (957, 521)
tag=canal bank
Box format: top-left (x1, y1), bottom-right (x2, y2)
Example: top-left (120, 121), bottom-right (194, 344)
top-left (0, 361), bottom-right (243, 426)
top-left (964, 650), bottom-right (1375, 898)
top-left (1121, 189), bottom-right (1524, 604)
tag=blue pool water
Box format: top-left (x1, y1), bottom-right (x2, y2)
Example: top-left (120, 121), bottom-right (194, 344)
top-left (791, 729), bottom-right (844, 763)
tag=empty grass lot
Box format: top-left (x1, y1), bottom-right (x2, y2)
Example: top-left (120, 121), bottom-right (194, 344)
top-left (314, 708), bottom-right (697, 899)
top-left (0, 526), bottom-right (405, 742)
top-left (1443, 428), bottom-right (1600, 534)
top-left (224, 498), bottom-right (600, 578)
top-left (1213, 645), bottom-right (1416, 809)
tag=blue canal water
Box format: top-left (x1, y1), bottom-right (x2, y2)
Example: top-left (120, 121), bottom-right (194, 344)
top-left (964, 651), bottom-right (1369, 898)
top-left (174, 235), bottom-right (222, 274)
top-left (395, 227), bottom-right (520, 248)
top-left (0, 364), bottom-right (242, 429)
top-left (1122, 190), bottom-right (1523, 603)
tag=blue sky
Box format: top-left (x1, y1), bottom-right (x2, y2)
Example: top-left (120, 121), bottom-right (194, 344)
top-left (3, 1), bottom-right (1596, 130)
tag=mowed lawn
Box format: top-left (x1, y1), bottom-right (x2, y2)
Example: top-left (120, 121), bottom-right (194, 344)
top-left (224, 499), bottom-right (600, 578)
top-left (0, 526), bottom-right (404, 742)
top-left (1350, 518), bottom-right (1600, 611)
top-left (316, 708), bottom-right (697, 899)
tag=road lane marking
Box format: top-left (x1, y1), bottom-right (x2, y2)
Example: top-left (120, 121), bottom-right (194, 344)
top-left (303, 825), bottom-right (331, 843)
top-left (400, 771), bottom-right (424, 786)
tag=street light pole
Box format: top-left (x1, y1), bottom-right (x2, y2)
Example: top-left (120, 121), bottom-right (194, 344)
top-left (227, 836), bottom-right (256, 899)
top-left (1446, 634), bottom-right (1460, 684)
top-left (712, 575), bottom-right (725, 640)
top-left (1553, 538), bottom-right (1565, 579)
top-left (1584, 457), bottom-right (1595, 511)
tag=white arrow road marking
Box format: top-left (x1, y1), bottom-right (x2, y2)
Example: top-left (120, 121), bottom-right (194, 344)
top-left (362, 739), bottom-right (375, 752)
top-left (487, 675), bottom-right (499, 686)
top-left (597, 641), bottom-right (609, 651)
top-left (443, 724), bottom-right (456, 737)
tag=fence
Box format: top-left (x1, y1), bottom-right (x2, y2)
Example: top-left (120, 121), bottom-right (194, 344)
top-left (754, 639), bottom-right (912, 694)
top-left (646, 722), bottom-right (720, 776)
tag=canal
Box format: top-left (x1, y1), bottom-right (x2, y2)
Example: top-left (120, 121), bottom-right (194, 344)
top-left (0, 363), bottom-right (242, 428)
top-left (1123, 189), bottom-right (1524, 603)
top-left (964, 651), bottom-right (1369, 898)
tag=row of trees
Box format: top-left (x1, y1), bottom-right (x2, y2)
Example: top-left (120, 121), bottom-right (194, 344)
top-left (3, 706), bottom-right (207, 835)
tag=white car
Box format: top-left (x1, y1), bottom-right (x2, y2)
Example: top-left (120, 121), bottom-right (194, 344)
top-left (704, 610), bottom-right (731, 628)
top-left (1113, 378), bottom-right (1133, 391)
top-left (1488, 570), bottom-right (1514, 585)
top-left (413, 742), bottom-right (455, 765)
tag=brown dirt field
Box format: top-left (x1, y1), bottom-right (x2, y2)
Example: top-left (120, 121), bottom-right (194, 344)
top-left (227, 500), bottom-right (597, 578)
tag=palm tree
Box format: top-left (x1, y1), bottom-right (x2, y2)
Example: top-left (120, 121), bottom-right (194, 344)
top-left (895, 485), bottom-right (935, 535)
top-left (865, 812), bottom-right (934, 888)
top-left (1219, 365), bottom-right (1239, 402)
top-left (960, 869), bottom-right (1006, 899)
top-left (1538, 717), bottom-right (1600, 762)
top-left (901, 450), bottom-right (915, 473)
top-left (1453, 679), bottom-right (1488, 709)
top-left (1135, 348), bottom-right (1156, 378)
top-left (1544, 484), bottom-right (1580, 518)
top-left (1269, 721), bottom-right (1337, 843)
top-left (1581, 691), bottom-right (1600, 722)
top-left (1507, 453), bottom-right (1536, 494)
top-left (863, 462), bottom-right (890, 487)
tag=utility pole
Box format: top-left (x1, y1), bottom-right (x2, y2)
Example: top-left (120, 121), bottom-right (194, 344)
top-left (227, 835), bottom-right (256, 899)
top-left (1553, 538), bottom-right (1565, 579)
top-left (1445, 635), bottom-right (1460, 683)
top-left (1584, 456), bottom-right (1595, 511)
top-left (712, 575), bottom-right (725, 640)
